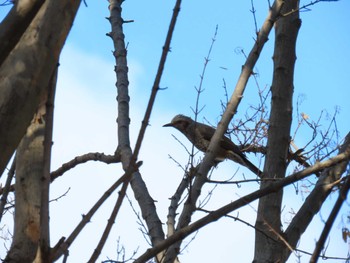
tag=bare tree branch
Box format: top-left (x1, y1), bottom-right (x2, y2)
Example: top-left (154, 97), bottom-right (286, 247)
top-left (50, 170), bottom-right (132, 261)
top-left (51, 153), bottom-right (120, 182)
top-left (135, 143), bottom-right (350, 263)
top-left (167, 170), bottom-right (194, 239)
top-left (100, 1), bottom-right (183, 263)
top-left (310, 173), bottom-right (350, 263)
top-left (163, 1), bottom-right (284, 261)
top-left (282, 132), bottom-right (350, 261)
top-left (86, 0), bottom-right (136, 260)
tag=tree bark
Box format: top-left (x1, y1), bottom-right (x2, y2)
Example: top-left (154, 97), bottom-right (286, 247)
top-left (108, 1), bottom-right (165, 262)
top-left (0, 0), bottom-right (45, 67)
top-left (4, 66), bottom-right (57, 263)
top-left (5, 115), bottom-right (45, 263)
top-left (0, 0), bottom-right (81, 177)
top-left (253, 1), bottom-right (301, 262)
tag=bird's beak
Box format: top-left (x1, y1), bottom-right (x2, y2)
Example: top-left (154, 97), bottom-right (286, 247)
top-left (163, 123), bottom-right (173, 127)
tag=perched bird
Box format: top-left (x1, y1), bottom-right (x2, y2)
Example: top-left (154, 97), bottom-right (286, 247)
top-left (163, 114), bottom-right (263, 177)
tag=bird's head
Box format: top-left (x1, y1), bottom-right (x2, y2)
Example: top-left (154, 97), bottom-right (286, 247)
top-left (163, 114), bottom-right (192, 132)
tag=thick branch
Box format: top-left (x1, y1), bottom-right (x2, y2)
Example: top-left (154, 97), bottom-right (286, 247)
top-left (310, 173), bottom-right (350, 263)
top-left (0, 0), bottom-right (45, 67)
top-left (0, 0), bottom-right (82, 176)
top-left (35, 61), bottom-right (58, 262)
top-left (85, 3), bottom-right (130, 257)
top-left (108, 0), bottom-right (132, 168)
top-left (282, 132), bottom-right (350, 261)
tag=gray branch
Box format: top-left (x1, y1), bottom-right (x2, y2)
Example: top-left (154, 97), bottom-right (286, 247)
top-left (282, 132), bottom-right (350, 261)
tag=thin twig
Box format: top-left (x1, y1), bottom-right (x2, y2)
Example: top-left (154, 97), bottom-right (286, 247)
top-left (250, 0), bottom-right (259, 34)
top-left (190, 25), bottom-right (218, 165)
top-left (0, 156), bottom-right (15, 222)
top-left (282, 0), bottom-right (339, 17)
top-left (126, 194), bottom-right (151, 246)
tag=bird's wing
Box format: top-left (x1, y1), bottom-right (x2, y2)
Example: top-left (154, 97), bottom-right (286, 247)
top-left (220, 136), bottom-right (247, 158)
top-left (196, 123), bottom-right (216, 141)
top-left (197, 123), bottom-right (246, 158)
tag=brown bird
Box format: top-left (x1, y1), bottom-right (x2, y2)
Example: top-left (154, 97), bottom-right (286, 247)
top-left (163, 114), bottom-right (263, 177)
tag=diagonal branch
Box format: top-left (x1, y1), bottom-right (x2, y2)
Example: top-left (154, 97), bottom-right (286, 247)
top-left (126, 0), bottom-right (183, 259)
top-left (282, 132), bottom-right (350, 261)
top-left (310, 173), bottom-right (350, 263)
top-left (163, 1), bottom-right (284, 261)
top-left (50, 170), bottom-right (130, 261)
top-left (134, 144), bottom-right (350, 263)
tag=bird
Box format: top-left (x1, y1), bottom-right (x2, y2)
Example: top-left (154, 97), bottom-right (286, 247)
top-left (163, 114), bottom-right (263, 177)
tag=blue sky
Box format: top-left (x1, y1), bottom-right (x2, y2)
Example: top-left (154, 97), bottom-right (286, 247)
top-left (1, 0), bottom-right (350, 262)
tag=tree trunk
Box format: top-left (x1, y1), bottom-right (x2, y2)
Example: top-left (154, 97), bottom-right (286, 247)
top-left (4, 65), bottom-right (57, 263)
top-left (0, 0), bottom-right (81, 177)
top-left (253, 1), bottom-right (301, 262)
top-left (0, 0), bottom-right (45, 67)
top-left (4, 118), bottom-right (45, 263)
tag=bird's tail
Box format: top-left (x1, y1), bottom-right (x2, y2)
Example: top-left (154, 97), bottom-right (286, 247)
top-left (226, 151), bottom-right (263, 177)
top-left (243, 158), bottom-right (263, 177)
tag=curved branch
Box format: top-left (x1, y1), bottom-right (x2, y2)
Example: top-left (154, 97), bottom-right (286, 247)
top-left (0, 152), bottom-right (120, 196)
top-left (51, 152), bottom-right (120, 182)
